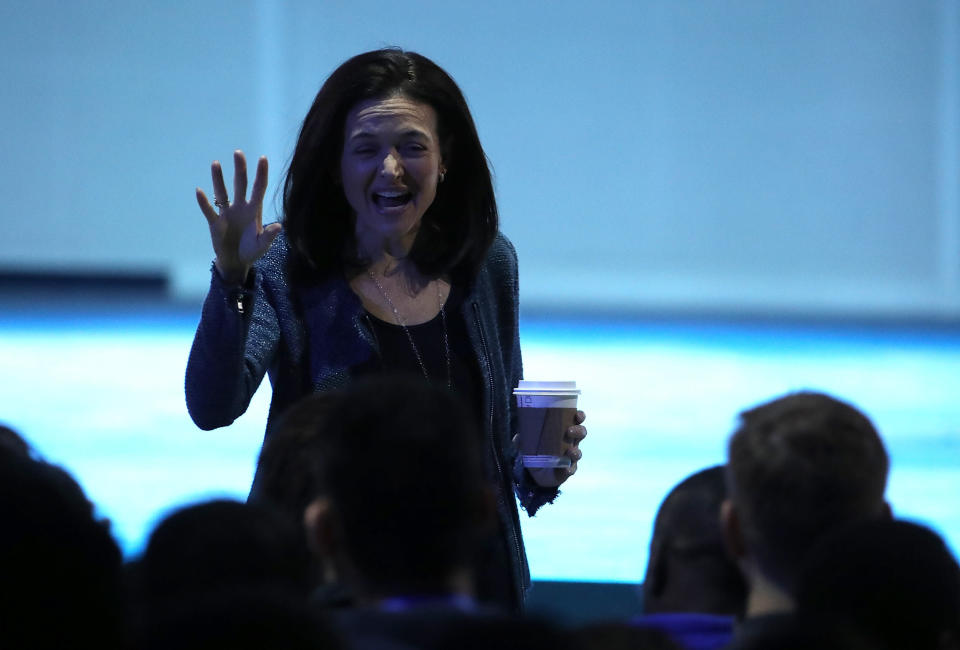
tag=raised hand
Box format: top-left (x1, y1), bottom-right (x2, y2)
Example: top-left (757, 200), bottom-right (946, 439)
top-left (196, 150), bottom-right (282, 284)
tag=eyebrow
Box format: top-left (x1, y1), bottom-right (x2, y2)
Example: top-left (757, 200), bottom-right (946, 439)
top-left (347, 128), bottom-right (432, 142)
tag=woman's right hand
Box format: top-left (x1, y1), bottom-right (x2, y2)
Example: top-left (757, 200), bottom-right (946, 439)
top-left (196, 150), bottom-right (282, 285)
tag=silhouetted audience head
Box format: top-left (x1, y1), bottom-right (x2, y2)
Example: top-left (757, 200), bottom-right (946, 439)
top-left (134, 498), bottom-right (312, 605)
top-left (303, 373), bottom-right (492, 601)
top-left (0, 422), bottom-right (33, 458)
top-left (250, 392), bottom-right (340, 526)
top-left (643, 464), bottom-right (746, 616)
top-left (723, 391), bottom-right (889, 594)
top-left (796, 519), bottom-right (960, 650)
top-left (0, 450), bottom-right (125, 648)
top-left (249, 393), bottom-right (345, 599)
top-left (131, 498), bottom-right (333, 648)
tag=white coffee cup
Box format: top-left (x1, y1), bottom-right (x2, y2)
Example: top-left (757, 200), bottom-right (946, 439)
top-left (513, 380), bottom-right (580, 469)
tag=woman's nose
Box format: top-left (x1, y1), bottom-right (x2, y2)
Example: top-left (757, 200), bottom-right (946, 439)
top-left (380, 150), bottom-right (402, 179)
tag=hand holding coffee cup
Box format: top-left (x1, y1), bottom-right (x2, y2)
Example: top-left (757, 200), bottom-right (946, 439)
top-left (514, 381), bottom-right (587, 488)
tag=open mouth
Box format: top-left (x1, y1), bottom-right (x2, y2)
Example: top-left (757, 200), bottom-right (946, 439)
top-left (372, 190), bottom-right (413, 210)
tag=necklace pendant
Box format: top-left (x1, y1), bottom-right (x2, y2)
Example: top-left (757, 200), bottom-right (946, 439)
top-left (366, 269), bottom-right (452, 390)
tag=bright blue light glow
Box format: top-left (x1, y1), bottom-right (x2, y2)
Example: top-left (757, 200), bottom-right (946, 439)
top-left (2, 312), bottom-right (958, 580)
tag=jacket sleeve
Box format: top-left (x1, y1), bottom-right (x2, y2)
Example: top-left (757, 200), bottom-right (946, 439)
top-left (500, 237), bottom-right (561, 515)
top-left (184, 265), bottom-right (279, 430)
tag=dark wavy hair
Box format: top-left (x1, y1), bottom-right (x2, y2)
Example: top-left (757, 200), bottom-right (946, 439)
top-left (282, 48), bottom-right (498, 283)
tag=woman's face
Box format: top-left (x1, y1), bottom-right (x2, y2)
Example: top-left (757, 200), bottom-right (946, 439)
top-left (340, 94), bottom-right (444, 255)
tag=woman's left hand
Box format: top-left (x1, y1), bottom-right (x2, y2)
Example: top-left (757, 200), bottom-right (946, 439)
top-left (530, 410), bottom-right (587, 488)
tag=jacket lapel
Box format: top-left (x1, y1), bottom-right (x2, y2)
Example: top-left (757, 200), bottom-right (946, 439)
top-left (298, 276), bottom-right (377, 391)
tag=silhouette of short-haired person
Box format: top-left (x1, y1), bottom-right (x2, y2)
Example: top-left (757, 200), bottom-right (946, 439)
top-left (720, 391), bottom-right (891, 648)
top-left (247, 393), bottom-right (349, 604)
top-left (795, 519), bottom-right (960, 650)
top-left (0, 423), bottom-right (33, 458)
top-left (0, 450), bottom-right (126, 649)
top-left (634, 465), bottom-right (746, 649)
top-left (134, 498), bottom-right (313, 602)
top-left (302, 374), bottom-right (500, 649)
top-left (130, 498), bottom-right (338, 649)
top-left (250, 392), bottom-right (340, 526)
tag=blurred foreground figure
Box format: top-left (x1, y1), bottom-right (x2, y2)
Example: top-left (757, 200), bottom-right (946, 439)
top-left (130, 498), bottom-right (341, 650)
top-left (0, 442), bottom-right (126, 649)
top-left (250, 392), bottom-right (352, 606)
top-left (796, 519), bottom-right (960, 650)
top-left (720, 391), bottom-right (891, 649)
top-left (635, 465), bottom-right (746, 649)
top-left (301, 374), bottom-right (509, 649)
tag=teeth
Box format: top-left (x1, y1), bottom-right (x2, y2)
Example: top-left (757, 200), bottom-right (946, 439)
top-left (376, 190), bottom-right (407, 198)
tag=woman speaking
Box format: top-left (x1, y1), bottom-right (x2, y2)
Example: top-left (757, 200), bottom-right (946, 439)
top-left (185, 48), bottom-right (586, 612)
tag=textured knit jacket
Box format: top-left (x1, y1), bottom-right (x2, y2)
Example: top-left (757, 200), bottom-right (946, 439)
top-left (184, 231), bottom-right (559, 606)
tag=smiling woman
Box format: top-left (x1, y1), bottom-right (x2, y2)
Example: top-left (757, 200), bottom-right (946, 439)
top-left (343, 96), bottom-right (451, 327)
top-left (341, 96), bottom-right (443, 258)
top-left (184, 48), bottom-right (587, 614)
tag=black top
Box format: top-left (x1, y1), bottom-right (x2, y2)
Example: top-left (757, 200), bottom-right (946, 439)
top-left (358, 283), bottom-right (482, 424)
top-left (357, 283), bottom-right (516, 612)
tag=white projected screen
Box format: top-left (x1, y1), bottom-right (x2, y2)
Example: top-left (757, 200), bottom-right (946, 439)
top-left (1, 1), bottom-right (957, 317)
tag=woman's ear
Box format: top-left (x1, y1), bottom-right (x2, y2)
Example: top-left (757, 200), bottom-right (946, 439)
top-left (440, 136), bottom-right (453, 173)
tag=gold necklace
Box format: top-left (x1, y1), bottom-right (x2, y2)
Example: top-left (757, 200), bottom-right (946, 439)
top-left (366, 270), bottom-right (451, 390)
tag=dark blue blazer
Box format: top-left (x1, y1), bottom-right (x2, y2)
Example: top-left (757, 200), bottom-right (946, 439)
top-left (185, 232), bottom-right (558, 607)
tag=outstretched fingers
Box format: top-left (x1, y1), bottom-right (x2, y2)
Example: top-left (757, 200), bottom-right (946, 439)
top-left (198, 152), bottom-right (278, 274)
top-left (211, 160), bottom-right (228, 206)
top-left (233, 150), bottom-right (248, 205)
top-left (251, 156), bottom-right (269, 229)
top-left (196, 188), bottom-right (218, 225)
top-left (251, 156), bottom-right (269, 203)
